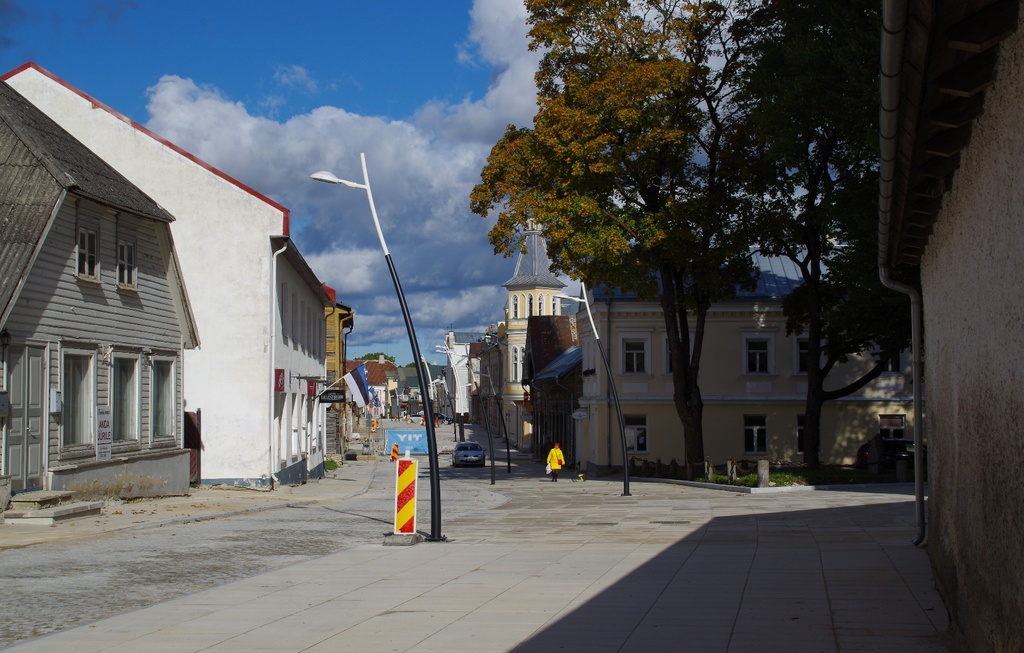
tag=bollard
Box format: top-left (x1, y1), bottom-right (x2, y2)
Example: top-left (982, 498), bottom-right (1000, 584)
top-left (704, 457), bottom-right (713, 482)
top-left (727, 458), bottom-right (736, 484)
top-left (757, 458), bottom-right (770, 488)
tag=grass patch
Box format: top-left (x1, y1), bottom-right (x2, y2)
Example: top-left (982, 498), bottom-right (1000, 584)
top-left (630, 459), bottom-right (906, 487)
top-left (325, 459), bottom-right (339, 471)
top-left (703, 467), bottom-right (900, 487)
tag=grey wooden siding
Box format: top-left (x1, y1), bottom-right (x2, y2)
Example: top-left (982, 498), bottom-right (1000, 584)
top-left (9, 195), bottom-right (186, 463)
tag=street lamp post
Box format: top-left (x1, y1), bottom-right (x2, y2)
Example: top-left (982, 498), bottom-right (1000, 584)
top-left (311, 154), bottom-right (444, 541)
top-left (558, 282), bottom-right (630, 496)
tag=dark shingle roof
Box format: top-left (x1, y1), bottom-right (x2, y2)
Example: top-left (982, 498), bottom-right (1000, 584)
top-left (502, 229), bottom-right (565, 291)
top-left (0, 81), bottom-right (174, 319)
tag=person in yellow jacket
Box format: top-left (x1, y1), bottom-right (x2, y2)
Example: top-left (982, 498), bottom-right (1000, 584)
top-left (546, 442), bottom-right (565, 482)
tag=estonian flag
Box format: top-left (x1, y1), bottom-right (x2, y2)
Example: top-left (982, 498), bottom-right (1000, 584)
top-left (343, 364), bottom-right (371, 408)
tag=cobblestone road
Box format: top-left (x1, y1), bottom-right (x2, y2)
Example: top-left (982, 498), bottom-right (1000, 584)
top-left (0, 460), bottom-right (510, 648)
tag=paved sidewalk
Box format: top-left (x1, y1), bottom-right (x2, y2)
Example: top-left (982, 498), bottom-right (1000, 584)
top-left (2, 424), bottom-right (952, 652)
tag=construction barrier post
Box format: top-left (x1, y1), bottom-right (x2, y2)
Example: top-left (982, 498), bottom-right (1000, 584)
top-left (394, 451), bottom-right (417, 535)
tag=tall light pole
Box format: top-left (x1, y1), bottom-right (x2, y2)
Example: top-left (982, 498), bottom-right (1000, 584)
top-left (311, 154), bottom-right (444, 541)
top-left (558, 282), bottom-right (630, 496)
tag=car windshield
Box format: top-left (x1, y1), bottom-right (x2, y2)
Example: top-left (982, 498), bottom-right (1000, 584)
top-left (456, 443), bottom-right (482, 451)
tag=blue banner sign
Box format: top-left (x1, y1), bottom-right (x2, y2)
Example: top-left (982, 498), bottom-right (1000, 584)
top-left (385, 429), bottom-right (429, 455)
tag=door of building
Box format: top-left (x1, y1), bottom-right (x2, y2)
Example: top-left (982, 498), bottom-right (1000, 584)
top-left (5, 345), bottom-right (45, 492)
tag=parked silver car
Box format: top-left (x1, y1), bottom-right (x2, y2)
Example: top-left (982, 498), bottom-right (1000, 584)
top-left (451, 441), bottom-right (486, 467)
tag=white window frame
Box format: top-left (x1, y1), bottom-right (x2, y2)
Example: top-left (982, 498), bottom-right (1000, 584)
top-left (795, 414), bottom-right (822, 455)
top-left (879, 414), bottom-right (906, 439)
top-left (795, 338), bottom-right (809, 375)
top-left (551, 296), bottom-right (558, 315)
top-left (527, 294), bottom-right (535, 317)
top-left (624, 414), bottom-right (648, 454)
top-left (743, 334), bottom-right (774, 375)
top-left (744, 415), bottom-right (768, 454)
top-left (538, 294), bottom-right (545, 315)
top-left (117, 239), bottom-right (137, 288)
top-left (111, 354), bottom-right (140, 442)
top-left (622, 338), bottom-right (648, 375)
top-left (511, 294), bottom-right (520, 319)
top-left (280, 283), bottom-right (289, 343)
top-left (62, 349), bottom-right (95, 447)
top-left (881, 350), bottom-right (904, 374)
top-left (77, 226), bottom-right (99, 280)
top-left (151, 357), bottom-right (176, 439)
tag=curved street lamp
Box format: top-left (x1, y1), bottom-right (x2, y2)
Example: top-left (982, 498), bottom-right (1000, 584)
top-left (557, 282), bottom-right (630, 496)
top-left (311, 154), bottom-right (444, 541)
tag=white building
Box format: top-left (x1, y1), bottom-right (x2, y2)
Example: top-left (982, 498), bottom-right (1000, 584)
top-left (4, 63), bottom-right (332, 488)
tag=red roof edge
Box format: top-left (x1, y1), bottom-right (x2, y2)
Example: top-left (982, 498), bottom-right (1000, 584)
top-left (323, 284), bottom-right (337, 303)
top-left (2, 62), bottom-right (290, 235)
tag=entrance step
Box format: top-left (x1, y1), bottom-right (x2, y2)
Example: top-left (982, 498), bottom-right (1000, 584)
top-left (9, 490), bottom-right (75, 511)
top-left (4, 500), bottom-right (104, 525)
top-left (5, 490), bottom-right (103, 525)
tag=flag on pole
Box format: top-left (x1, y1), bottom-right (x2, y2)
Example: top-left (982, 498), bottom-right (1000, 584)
top-left (343, 364), bottom-right (371, 407)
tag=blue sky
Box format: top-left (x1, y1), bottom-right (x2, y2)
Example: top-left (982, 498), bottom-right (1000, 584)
top-left (1, 0), bottom-right (559, 365)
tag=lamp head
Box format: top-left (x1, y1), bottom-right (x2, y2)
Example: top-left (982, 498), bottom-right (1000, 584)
top-left (309, 171), bottom-right (365, 190)
top-left (0, 328), bottom-right (9, 348)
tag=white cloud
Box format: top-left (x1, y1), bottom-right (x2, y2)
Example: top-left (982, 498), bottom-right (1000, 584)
top-left (273, 65), bottom-right (318, 94)
top-left (141, 0), bottom-right (540, 364)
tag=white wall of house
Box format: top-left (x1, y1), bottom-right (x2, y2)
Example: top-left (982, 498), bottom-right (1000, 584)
top-left (7, 66), bottom-right (327, 487)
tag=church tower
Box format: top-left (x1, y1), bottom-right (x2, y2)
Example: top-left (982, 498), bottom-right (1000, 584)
top-left (501, 226), bottom-right (565, 452)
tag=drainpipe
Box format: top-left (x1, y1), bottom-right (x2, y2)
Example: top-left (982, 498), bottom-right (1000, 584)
top-left (879, 0), bottom-right (926, 547)
top-left (268, 241), bottom-right (289, 490)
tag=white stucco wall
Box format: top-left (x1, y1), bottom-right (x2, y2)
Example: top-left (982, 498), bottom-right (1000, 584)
top-left (917, 26), bottom-right (1024, 653)
top-left (7, 67), bottom-right (326, 486)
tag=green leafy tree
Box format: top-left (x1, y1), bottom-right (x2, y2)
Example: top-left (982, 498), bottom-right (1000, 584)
top-left (739, 0), bottom-right (914, 466)
top-left (472, 0), bottom-right (760, 468)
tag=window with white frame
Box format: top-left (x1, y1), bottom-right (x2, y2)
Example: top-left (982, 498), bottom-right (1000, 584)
top-left (744, 415), bottom-right (767, 454)
top-left (745, 338), bottom-right (770, 374)
top-left (538, 294), bottom-right (545, 315)
top-left (882, 350), bottom-right (903, 374)
top-left (623, 339), bottom-right (647, 374)
top-left (151, 359), bottom-right (175, 438)
top-left (117, 240), bottom-right (136, 287)
top-left (62, 351), bottom-right (94, 446)
top-left (280, 283), bottom-right (289, 342)
top-left (112, 355), bottom-right (139, 441)
top-left (879, 414), bottom-right (905, 439)
top-left (528, 294), bottom-right (534, 316)
top-left (511, 347), bottom-right (521, 384)
top-left (511, 294), bottom-right (519, 318)
top-left (796, 339), bottom-right (809, 374)
top-left (291, 293), bottom-right (298, 349)
top-left (625, 414), bottom-right (648, 453)
top-left (551, 296), bottom-right (558, 315)
top-left (77, 227), bottom-right (99, 279)
top-left (795, 414), bottom-right (821, 455)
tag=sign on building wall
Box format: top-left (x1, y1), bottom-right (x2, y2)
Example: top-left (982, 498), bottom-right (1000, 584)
top-left (96, 405), bottom-right (112, 461)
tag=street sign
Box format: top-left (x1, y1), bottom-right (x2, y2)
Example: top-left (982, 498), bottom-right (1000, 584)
top-left (319, 390), bottom-right (345, 403)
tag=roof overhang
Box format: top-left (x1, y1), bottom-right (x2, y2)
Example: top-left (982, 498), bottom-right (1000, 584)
top-left (880, 0), bottom-right (1019, 269)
